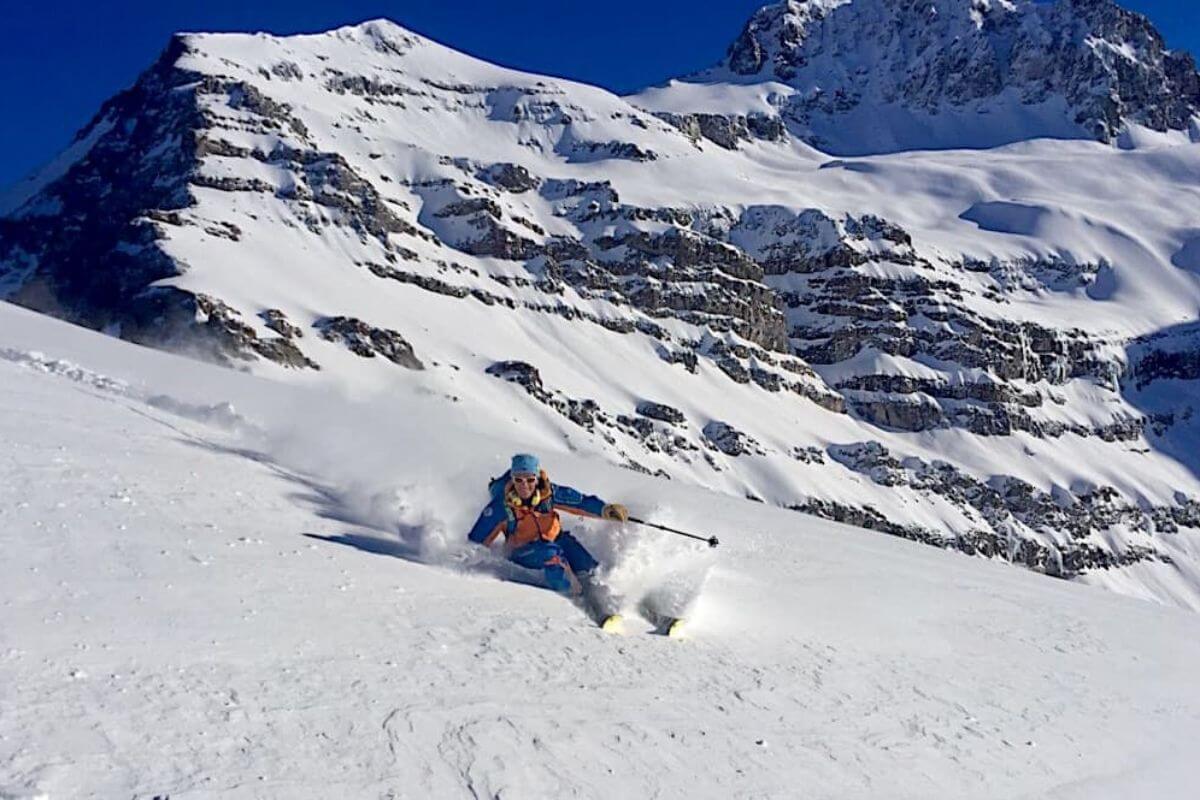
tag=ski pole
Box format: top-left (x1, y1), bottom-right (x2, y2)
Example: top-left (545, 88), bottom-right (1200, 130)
top-left (628, 517), bottom-right (719, 548)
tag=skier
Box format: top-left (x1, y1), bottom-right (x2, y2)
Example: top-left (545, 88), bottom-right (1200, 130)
top-left (468, 453), bottom-right (628, 622)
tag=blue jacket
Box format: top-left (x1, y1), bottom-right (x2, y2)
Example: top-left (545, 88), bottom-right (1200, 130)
top-left (468, 469), bottom-right (606, 548)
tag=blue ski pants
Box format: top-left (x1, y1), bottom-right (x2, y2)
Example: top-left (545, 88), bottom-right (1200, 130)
top-left (508, 532), bottom-right (598, 593)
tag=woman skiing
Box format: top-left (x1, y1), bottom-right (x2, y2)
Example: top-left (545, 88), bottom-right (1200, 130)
top-left (467, 453), bottom-right (628, 622)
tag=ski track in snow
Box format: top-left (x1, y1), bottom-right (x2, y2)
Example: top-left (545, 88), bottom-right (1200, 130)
top-left (0, 346), bottom-right (258, 436)
top-left (3, 302), bottom-right (1200, 799)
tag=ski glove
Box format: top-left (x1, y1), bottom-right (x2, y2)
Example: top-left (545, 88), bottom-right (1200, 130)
top-left (602, 503), bottom-right (629, 522)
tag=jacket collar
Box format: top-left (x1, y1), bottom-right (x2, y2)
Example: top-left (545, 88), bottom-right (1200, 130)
top-left (505, 469), bottom-right (552, 511)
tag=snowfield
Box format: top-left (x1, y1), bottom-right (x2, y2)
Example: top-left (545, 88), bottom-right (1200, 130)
top-left (3, 301), bottom-right (1200, 799)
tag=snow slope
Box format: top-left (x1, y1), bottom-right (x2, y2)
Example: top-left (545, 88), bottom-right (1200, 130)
top-left (4, 301), bottom-right (1200, 799)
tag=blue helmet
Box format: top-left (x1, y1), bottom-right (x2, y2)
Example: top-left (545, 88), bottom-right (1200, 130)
top-left (511, 453), bottom-right (540, 476)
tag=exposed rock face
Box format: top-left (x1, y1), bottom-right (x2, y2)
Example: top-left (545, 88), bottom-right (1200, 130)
top-left (591, 225), bottom-right (790, 352)
top-left (689, 205), bottom-right (1135, 439)
top-left (703, 421), bottom-right (764, 457)
top-left (261, 308), bottom-right (304, 340)
top-left (0, 35), bottom-right (418, 370)
top-left (0, 37), bottom-right (200, 337)
top-left (637, 401), bottom-right (686, 426)
top-left (187, 295), bottom-right (319, 370)
top-left (485, 360), bottom-right (547, 399)
top-left (654, 111), bottom-right (787, 150)
top-left (823, 440), bottom-right (1178, 577)
top-left (485, 360), bottom-right (696, 471)
top-left (315, 317), bottom-right (423, 368)
top-left (568, 140), bottom-right (658, 162)
top-left (406, 174), bottom-right (796, 355)
top-left (711, 0), bottom-right (1200, 150)
top-left (1128, 323), bottom-right (1200, 388)
top-left (432, 194), bottom-right (543, 260)
top-left (479, 162), bottom-right (540, 193)
top-left (271, 145), bottom-right (420, 246)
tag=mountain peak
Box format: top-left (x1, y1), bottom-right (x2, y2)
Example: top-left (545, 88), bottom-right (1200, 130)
top-left (722, 0), bottom-right (846, 78)
top-left (673, 0), bottom-right (1200, 153)
top-left (170, 17), bottom-right (431, 61)
top-left (333, 17), bottom-right (423, 43)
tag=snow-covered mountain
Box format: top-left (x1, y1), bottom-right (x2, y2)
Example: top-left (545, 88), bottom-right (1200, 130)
top-left (636, 0), bottom-right (1200, 153)
top-left (3, 2), bottom-right (1200, 610)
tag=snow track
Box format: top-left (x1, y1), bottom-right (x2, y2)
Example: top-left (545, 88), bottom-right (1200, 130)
top-left (3, 302), bottom-right (1200, 799)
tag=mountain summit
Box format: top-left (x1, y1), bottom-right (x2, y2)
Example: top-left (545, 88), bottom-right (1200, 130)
top-left (635, 0), bottom-right (1200, 153)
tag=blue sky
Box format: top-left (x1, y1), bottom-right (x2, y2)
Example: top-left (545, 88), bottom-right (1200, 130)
top-left (1, 0), bottom-right (1197, 187)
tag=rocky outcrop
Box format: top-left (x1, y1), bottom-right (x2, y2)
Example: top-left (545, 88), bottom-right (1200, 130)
top-left (1128, 324), bottom-right (1200, 389)
top-left (695, 205), bottom-right (1135, 439)
top-left (269, 145), bottom-right (420, 247)
top-left (960, 254), bottom-right (1104, 294)
top-left (637, 401), bottom-right (686, 426)
top-left (485, 360), bottom-right (547, 399)
top-left (315, 317), bottom-right (423, 368)
top-left (260, 308), bottom-right (304, 340)
top-left (405, 178), bottom-right (799, 356)
top-left (0, 37), bottom-right (202, 333)
top-left (586, 225), bottom-right (789, 352)
top-left (653, 111), bottom-right (786, 150)
top-left (565, 140), bottom-right (658, 163)
top-left (150, 291), bottom-right (318, 370)
top-left (485, 360), bottom-right (693, 468)
top-left (703, 420), bottom-right (764, 457)
top-left (825, 440), bottom-right (1189, 576)
top-left (479, 162), bottom-right (540, 193)
top-left (432, 195), bottom-right (543, 260)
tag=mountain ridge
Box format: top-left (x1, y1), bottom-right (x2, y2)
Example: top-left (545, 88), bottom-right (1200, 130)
top-left (632, 0), bottom-right (1200, 154)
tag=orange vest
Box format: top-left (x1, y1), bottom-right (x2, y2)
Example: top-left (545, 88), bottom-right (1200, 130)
top-left (502, 472), bottom-right (562, 550)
